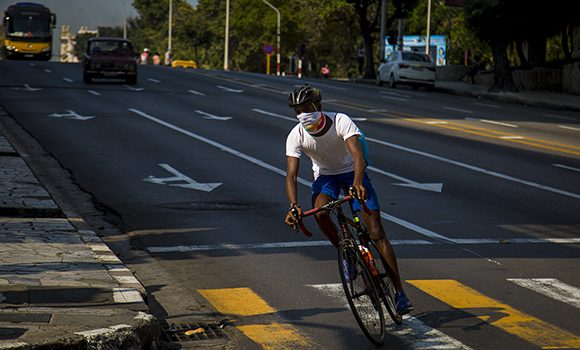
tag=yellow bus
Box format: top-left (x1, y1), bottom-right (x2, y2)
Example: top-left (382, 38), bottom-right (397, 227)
top-left (1, 2), bottom-right (56, 60)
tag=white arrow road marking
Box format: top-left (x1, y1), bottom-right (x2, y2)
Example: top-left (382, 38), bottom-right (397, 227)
top-left (12, 84), bottom-right (42, 91)
top-left (366, 136), bottom-right (580, 200)
top-left (123, 84), bottom-right (144, 91)
top-left (195, 110), bottom-right (232, 121)
top-left (188, 89), bottom-right (205, 96)
top-left (368, 166), bottom-right (443, 193)
top-left (144, 163), bottom-right (221, 192)
top-left (217, 85), bottom-right (244, 93)
top-left (307, 283), bottom-right (474, 350)
top-left (553, 163), bottom-right (580, 173)
top-left (444, 106), bottom-right (473, 114)
top-left (507, 278), bottom-right (580, 308)
top-left (49, 110), bottom-right (95, 120)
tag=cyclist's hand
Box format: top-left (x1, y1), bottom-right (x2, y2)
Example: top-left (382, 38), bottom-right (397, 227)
top-left (350, 184), bottom-right (367, 202)
top-left (284, 206), bottom-right (303, 229)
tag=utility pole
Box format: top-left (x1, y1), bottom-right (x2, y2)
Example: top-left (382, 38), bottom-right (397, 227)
top-left (425, 0), bottom-right (431, 55)
top-left (379, 0), bottom-right (387, 61)
top-left (121, 0), bottom-right (128, 39)
top-left (168, 0), bottom-right (172, 51)
top-left (224, 0), bottom-right (230, 71)
top-left (262, 0), bottom-right (280, 76)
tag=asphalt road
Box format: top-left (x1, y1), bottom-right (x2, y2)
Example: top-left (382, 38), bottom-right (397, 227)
top-left (1, 60), bottom-right (579, 349)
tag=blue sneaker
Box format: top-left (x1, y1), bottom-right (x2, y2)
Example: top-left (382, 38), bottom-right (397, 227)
top-left (395, 291), bottom-right (413, 315)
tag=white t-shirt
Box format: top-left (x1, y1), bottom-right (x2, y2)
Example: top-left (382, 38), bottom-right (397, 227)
top-left (286, 112), bottom-right (360, 179)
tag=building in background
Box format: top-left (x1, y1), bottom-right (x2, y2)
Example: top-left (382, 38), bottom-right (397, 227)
top-left (60, 25), bottom-right (97, 62)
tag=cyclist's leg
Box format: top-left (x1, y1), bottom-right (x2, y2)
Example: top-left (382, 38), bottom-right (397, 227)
top-left (311, 175), bottom-right (341, 248)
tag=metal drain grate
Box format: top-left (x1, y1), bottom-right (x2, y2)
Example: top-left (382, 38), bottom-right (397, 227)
top-left (162, 323), bottom-right (228, 343)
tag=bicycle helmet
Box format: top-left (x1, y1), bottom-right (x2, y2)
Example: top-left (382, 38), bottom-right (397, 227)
top-left (287, 85), bottom-right (321, 107)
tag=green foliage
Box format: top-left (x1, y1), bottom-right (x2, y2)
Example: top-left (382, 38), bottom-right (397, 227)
top-left (73, 32), bottom-right (97, 59)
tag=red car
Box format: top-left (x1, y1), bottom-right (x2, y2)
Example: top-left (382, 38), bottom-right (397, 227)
top-left (82, 37), bottom-right (138, 84)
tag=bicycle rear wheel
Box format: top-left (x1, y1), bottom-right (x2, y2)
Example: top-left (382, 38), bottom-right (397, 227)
top-left (338, 244), bottom-right (385, 345)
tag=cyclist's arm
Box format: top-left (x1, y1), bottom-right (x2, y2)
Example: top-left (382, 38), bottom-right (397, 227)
top-left (345, 135), bottom-right (367, 200)
top-left (284, 156), bottom-right (302, 227)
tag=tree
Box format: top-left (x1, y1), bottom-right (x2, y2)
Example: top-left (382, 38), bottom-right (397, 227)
top-left (348, 0), bottom-right (381, 78)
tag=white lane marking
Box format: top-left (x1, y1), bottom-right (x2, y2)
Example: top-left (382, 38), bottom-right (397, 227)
top-left (465, 117), bottom-right (517, 127)
top-left (474, 102), bottom-right (501, 108)
top-left (146, 237), bottom-right (580, 253)
top-left (365, 136), bottom-right (580, 200)
top-left (44, 69), bottom-right (51, 73)
top-left (368, 166), bottom-right (443, 193)
top-left (443, 106), bottom-right (473, 114)
top-left (553, 163), bottom-right (580, 173)
top-left (63, 78), bottom-right (74, 83)
top-left (188, 89), bottom-right (206, 96)
top-left (144, 163), bottom-right (222, 191)
top-left (558, 125), bottom-right (580, 132)
top-left (88, 90), bottom-right (101, 96)
top-left (499, 136), bottom-right (524, 139)
top-left (217, 85), bottom-right (244, 93)
top-left (129, 108), bottom-right (453, 241)
top-left (252, 108), bottom-right (296, 122)
top-left (449, 238), bottom-right (580, 244)
top-left (195, 110), bottom-right (232, 121)
top-left (12, 84), bottom-right (42, 91)
top-left (381, 95), bottom-right (409, 102)
top-left (146, 240), bottom-right (432, 253)
top-left (309, 283), bottom-right (474, 350)
top-left (380, 91), bottom-right (412, 98)
top-left (542, 113), bottom-right (576, 121)
top-left (148, 78), bottom-right (161, 83)
top-left (478, 119), bottom-right (518, 128)
top-left (507, 278), bottom-right (580, 308)
top-left (124, 84), bottom-right (144, 91)
top-left (112, 288), bottom-right (144, 303)
top-left (425, 121), bottom-right (448, 124)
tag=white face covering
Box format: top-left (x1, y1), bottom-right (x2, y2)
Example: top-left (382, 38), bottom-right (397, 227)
top-left (297, 111), bottom-right (325, 134)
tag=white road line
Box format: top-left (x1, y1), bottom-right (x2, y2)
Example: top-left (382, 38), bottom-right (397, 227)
top-left (553, 163), bottom-right (580, 173)
top-left (558, 125), bottom-right (580, 132)
top-left (44, 69), bottom-right (51, 73)
top-left (188, 89), bottom-right (205, 96)
top-left (474, 102), bottom-right (501, 108)
top-left (381, 95), bottom-right (409, 102)
top-left (63, 78), bottom-right (73, 83)
top-left (195, 110), bottom-right (232, 121)
top-left (542, 113), bottom-right (577, 121)
top-left (380, 91), bottom-right (412, 98)
top-left (425, 121), bottom-right (448, 124)
top-left (365, 136), bottom-right (580, 200)
top-left (308, 283), bottom-right (474, 350)
top-left (252, 108), bottom-right (295, 122)
top-left (148, 78), bottom-right (161, 83)
top-left (478, 119), bottom-right (518, 128)
top-left (507, 278), bottom-right (580, 308)
top-left (146, 240), bottom-right (432, 253)
top-left (88, 90), bottom-right (101, 96)
top-left (443, 106), bottom-right (473, 114)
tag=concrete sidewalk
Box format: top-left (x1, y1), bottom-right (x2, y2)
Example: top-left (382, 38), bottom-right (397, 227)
top-left (0, 108), bottom-right (159, 348)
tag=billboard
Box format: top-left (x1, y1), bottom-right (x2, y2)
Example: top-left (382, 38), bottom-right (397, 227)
top-left (385, 35), bottom-right (447, 66)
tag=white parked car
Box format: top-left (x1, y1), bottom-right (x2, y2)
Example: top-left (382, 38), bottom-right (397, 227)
top-left (377, 51), bottom-right (435, 90)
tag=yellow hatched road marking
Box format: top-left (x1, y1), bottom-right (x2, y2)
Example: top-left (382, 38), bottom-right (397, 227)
top-left (408, 280), bottom-right (580, 349)
top-left (198, 288), bottom-right (312, 349)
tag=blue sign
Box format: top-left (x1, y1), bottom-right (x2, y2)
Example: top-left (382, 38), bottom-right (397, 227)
top-left (384, 35), bottom-right (447, 66)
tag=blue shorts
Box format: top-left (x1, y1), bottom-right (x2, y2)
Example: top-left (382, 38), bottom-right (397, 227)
top-left (312, 171), bottom-right (380, 211)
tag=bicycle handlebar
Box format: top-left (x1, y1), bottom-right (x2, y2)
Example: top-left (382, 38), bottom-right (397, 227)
top-left (292, 187), bottom-right (373, 237)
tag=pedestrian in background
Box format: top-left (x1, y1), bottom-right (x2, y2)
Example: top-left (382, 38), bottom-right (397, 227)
top-left (321, 64), bottom-right (330, 79)
top-left (152, 52), bottom-right (161, 65)
top-left (140, 48), bottom-right (149, 65)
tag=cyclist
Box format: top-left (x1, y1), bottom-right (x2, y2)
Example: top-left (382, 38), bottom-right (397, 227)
top-left (283, 85), bottom-right (413, 315)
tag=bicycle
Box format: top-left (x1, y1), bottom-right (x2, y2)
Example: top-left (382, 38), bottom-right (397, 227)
top-left (292, 187), bottom-right (402, 345)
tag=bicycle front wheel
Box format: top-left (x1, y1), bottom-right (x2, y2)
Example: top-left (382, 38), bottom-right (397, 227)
top-left (338, 244), bottom-right (385, 345)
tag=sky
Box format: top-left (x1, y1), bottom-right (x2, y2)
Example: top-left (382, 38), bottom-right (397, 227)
top-left (0, 0), bottom-right (199, 33)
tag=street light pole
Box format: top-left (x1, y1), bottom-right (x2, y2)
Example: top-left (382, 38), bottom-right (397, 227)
top-left (168, 0), bottom-right (172, 51)
top-left (425, 0), bottom-right (431, 55)
top-left (121, 0), bottom-right (128, 39)
top-left (224, 0), bottom-right (230, 71)
top-left (262, 0), bottom-right (280, 76)
top-left (379, 0), bottom-right (387, 61)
